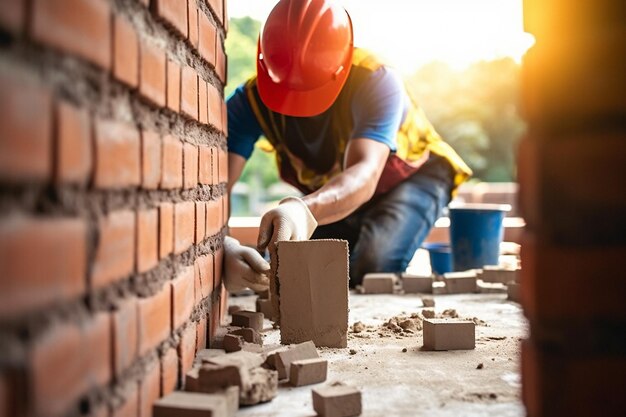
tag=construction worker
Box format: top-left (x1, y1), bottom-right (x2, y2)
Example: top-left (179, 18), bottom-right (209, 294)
top-left (223, 0), bottom-right (471, 293)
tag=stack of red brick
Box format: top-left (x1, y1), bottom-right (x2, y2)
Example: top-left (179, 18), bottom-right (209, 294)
top-left (518, 1), bottom-right (626, 416)
top-left (0, 0), bottom-right (230, 416)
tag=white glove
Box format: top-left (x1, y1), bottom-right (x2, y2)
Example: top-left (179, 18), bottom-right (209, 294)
top-left (223, 236), bottom-right (270, 293)
top-left (257, 196), bottom-right (318, 250)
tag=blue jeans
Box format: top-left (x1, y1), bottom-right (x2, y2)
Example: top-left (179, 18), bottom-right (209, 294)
top-left (311, 155), bottom-right (454, 287)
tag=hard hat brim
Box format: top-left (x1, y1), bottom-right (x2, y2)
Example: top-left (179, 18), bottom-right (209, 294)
top-left (256, 44), bottom-right (353, 118)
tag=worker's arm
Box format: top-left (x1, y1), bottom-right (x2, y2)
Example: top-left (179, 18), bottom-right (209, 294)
top-left (224, 152), bottom-right (271, 292)
top-left (257, 137), bottom-right (390, 249)
top-left (223, 85), bottom-right (271, 292)
top-left (303, 138), bottom-right (390, 225)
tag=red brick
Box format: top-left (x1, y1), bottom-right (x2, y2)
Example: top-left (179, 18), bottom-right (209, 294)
top-left (155, 0), bottom-right (187, 37)
top-left (94, 119), bottom-right (141, 189)
top-left (178, 325), bottom-right (196, 377)
top-left (209, 299), bottom-right (220, 346)
top-left (166, 59), bottom-right (181, 112)
top-left (215, 44), bottom-right (226, 83)
top-left (174, 201), bottom-right (195, 254)
top-left (84, 313), bottom-right (112, 387)
top-left (138, 284), bottom-right (172, 356)
top-left (223, 194), bottom-right (229, 226)
top-left (198, 78), bottom-right (208, 124)
top-left (55, 100), bottom-right (91, 185)
top-left (112, 382), bottom-right (138, 417)
top-left (93, 210), bottom-right (136, 289)
top-left (113, 15), bottom-right (139, 87)
top-left (137, 209), bottom-right (158, 273)
top-left (522, 339), bottom-right (626, 417)
top-left (193, 260), bottom-right (202, 307)
top-left (141, 130), bottom-right (161, 189)
top-left (139, 361), bottom-right (160, 417)
top-left (198, 13), bottom-right (216, 65)
top-left (160, 134), bottom-right (183, 189)
top-left (139, 41), bottom-right (166, 107)
top-left (519, 133), bottom-right (626, 245)
top-left (171, 266), bottom-right (195, 330)
top-left (31, 315), bottom-right (112, 417)
top-left (205, 197), bottom-right (222, 237)
top-left (197, 316), bottom-right (208, 350)
top-left (0, 73), bottom-right (52, 182)
top-left (214, 247), bottom-right (224, 290)
top-left (0, 0), bottom-right (25, 33)
top-left (0, 217), bottom-right (86, 318)
top-left (112, 298), bottom-right (139, 378)
top-left (31, 322), bottom-right (82, 417)
top-left (210, 147), bottom-right (219, 185)
top-left (0, 372), bottom-right (16, 417)
top-left (159, 202), bottom-right (174, 259)
top-left (222, 101), bottom-right (228, 134)
top-left (520, 232), bottom-right (626, 322)
top-left (161, 347), bottom-right (178, 395)
top-left (181, 66), bottom-right (198, 119)
top-left (195, 202), bottom-right (206, 244)
top-left (218, 148), bottom-right (228, 183)
top-left (516, 135), bottom-right (539, 227)
top-left (31, 0), bottom-right (111, 69)
top-left (207, 82), bottom-right (221, 131)
top-left (183, 142), bottom-right (198, 189)
top-left (188, 0), bottom-right (199, 48)
top-left (218, 195), bottom-right (224, 229)
top-left (219, 284), bottom-right (227, 325)
top-left (195, 255), bottom-right (213, 302)
top-left (198, 146), bottom-right (212, 185)
top-left (207, 0), bottom-right (222, 25)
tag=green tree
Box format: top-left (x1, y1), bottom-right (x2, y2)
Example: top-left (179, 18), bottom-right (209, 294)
top-left (406, 58), bottom-right (525, 182)
top-left (225, 17), bottom-right (261, 98)
top-left (226, 17), bottom-right (281, 215)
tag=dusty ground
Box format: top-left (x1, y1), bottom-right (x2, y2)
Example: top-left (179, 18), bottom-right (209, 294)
top-left (230, 290), bottom-right (527, 417)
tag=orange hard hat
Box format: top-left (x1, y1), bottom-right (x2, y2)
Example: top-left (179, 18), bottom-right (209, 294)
top-left (257, 0), bottom-right (354, 117)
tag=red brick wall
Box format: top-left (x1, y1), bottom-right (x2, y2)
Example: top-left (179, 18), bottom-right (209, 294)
top-left (0, 0), bottom-right (229, 416)
top-left (519, 1), bottom-right (626, 416)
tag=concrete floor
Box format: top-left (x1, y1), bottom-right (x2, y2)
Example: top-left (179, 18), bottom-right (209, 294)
top-left (231, 289), bottom-right (527, 417)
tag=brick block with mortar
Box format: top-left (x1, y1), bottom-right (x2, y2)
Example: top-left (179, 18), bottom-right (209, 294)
top-left (231, 311), bottom-right (264, 332)
top-left (289, 358), bottom-right (328, 387)
top-left (312, 385), bottom-right (362, 417)
top-left (362, 272), bottom-right (397, 294)
top-left (443, 271), bottom-right (478, 294)
top-left (401, 273), bottom-right (433, 293)
top-left (423, 318), bottom-right (476, 351)
top-left (480, 266), bottom-right (520, 284)
top-left (276, 240), bottom-right (349, 348)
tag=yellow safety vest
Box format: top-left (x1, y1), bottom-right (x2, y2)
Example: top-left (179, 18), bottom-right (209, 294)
top-left (245, 48), bottom-right (472, 196)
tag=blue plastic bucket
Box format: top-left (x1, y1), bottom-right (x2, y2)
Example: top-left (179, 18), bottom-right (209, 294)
top-left (422, 242), bottom-right (453, 275)
top-left (449, 203), bottom-right (511, 271)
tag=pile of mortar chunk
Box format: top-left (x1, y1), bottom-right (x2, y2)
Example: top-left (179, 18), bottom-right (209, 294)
top-left (199, 350), bottom-right (279, 405)
top-left (350, 309), bottom-right (488, 339)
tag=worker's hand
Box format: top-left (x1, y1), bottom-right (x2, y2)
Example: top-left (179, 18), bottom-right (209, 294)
top-left (223, 236), bottom-right (270, 293)
top-left (257, 196), bottom-right (318, 251)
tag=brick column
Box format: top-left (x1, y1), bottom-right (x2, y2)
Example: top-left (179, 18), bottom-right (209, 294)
top-left (519, 1), bottom-right (626, 416)
top-left (0, 0), bottom-right (229, 416)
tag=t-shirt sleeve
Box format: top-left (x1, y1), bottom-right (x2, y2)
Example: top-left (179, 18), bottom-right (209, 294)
top-left (226, 84), bottom-right (264, 160)
top-left (350, 67), bottom-right (408, 152)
